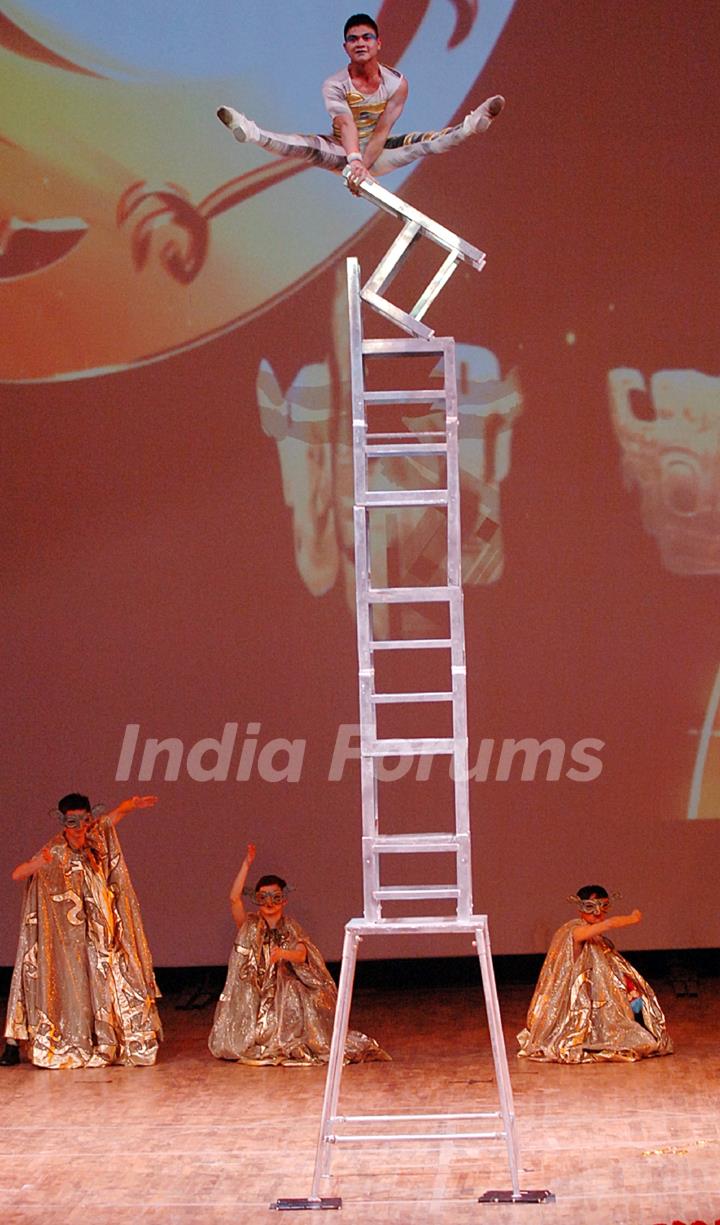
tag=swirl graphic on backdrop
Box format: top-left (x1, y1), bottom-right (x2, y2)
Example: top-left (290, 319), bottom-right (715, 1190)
top-left (0, 0), bottom-right (515, 381)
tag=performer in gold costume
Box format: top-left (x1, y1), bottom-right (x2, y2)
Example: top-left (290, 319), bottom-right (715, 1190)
top-left (517, 885), bottom-right (673, 1064)
top-left (1, 793), bottom-right (162, 1069)
top-left (209, 843), bottom-right (389, 1065)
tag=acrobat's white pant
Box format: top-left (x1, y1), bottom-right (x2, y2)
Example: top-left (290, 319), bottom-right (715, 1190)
top-left (239, 121), bottom-right (477, 176)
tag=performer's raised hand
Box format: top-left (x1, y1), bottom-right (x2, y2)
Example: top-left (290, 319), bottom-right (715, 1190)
top-left (574, 904), bottom-right (643, 943)
top-left (229, 842), bottom-right (256, 927)
top-left (607, 908), bottom-right (643, 929)
top-left (108, 794), bottom-right (158, 826)
top-left (124, 795), bottom-right (158, 811)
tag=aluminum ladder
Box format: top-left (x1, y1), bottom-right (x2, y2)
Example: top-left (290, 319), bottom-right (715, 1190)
top-left (273, 173), bottom-right (551, 1212)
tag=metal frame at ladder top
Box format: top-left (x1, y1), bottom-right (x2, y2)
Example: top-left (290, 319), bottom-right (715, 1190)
top-left (272, 172), bottom-right (552, 1213)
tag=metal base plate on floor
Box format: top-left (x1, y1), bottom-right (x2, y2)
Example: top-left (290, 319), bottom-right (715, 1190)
top-left (479, 1189), bottom-right (555, 1204)
top-left (271, 1198), bottom-right (342, 1212)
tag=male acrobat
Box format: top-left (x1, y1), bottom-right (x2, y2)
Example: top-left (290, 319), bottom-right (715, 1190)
top-left (217, 12), bottom-right (504, 189)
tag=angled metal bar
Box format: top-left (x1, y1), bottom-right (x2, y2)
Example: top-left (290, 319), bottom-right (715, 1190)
top-left (363, 219), bottom-right (423, 297)
top-left (343, 168), bottom-right (486, 269)
top-left (411, 251), bottom-right (461, 322)
top-left (360, 289), bottom-right (435, 339)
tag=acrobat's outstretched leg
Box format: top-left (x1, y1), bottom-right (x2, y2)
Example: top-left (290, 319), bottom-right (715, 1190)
top-left (371, 95), bottom-right (505, 176)
top-left (217, 107), bottom-right (346, 172)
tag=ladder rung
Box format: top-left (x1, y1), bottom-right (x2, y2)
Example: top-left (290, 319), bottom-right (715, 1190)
top-left (368, 586), bottom-right (456, 603)
top-left (371, 834), bottom-right (463, 853)
top-left (366, 442), bottom-right (447, 457)
top-left (372, 691), bottom-right (453, 704)
top-left (365, 737), bottom-right (456, 756)
top-left (366, 431), bottom-right (447, 441)
top-left (364, 390), bottom-right (445, 405)
top-left (362, 489), bottom-right (448, 507)
top-left (374, 885), bottom-right (460, 900)
top-left (371, 638), bottom-right (452, 651)
top-left (362, 338), bottom-right (448, 356)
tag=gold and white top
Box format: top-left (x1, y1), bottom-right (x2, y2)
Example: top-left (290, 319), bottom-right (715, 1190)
top-left (322, 64), bottom-right (405, 144)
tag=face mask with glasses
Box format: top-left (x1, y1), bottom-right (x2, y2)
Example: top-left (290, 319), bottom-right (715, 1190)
top-left (255, 890), bottom-right (285, 906)
top-left (578, 898), bottom-right (610, 915)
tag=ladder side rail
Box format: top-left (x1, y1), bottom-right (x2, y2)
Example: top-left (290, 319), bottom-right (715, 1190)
top-left (348, 257), bottom-right (368, 507)
top-left (309, 926), bottom-right (362, 1196)
top-left (356, 516), bottom-right (380, 920)
top-left (454, 828), bottom-right (472, 919)
top-left (348, 258), bottom-right (382, 922)
top-left (442, 335), bottom-right (473, 913)
top-left (449, 590), bottom-right (473, 913)
top-left (353, 507), bottom-right (374, 727)
top-left (475, 920), bottom-right (521, 1197)
top-left (443, 339), bottom-right (462, 587)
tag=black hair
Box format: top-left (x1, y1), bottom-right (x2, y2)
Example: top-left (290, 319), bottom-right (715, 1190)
top-left (58, 792), bottom-right (91, 815)
top-left (255, 874), bottom-right (287, 892)
top-left (576, 884), bottom-right (609, 901)
top-left (344, 13), bottom-right (379, 40)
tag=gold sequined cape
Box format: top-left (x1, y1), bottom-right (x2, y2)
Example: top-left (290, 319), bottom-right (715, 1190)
top-left (209, 913), bottom-right (389, 1065)
top-left (517, 919), bottom-right (673, 1063)
top-left (5, 818), bottom-right (162, 1068)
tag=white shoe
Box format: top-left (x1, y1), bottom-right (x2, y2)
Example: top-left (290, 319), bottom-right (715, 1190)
top-left (216, 107), bottom-right (260, 143)
top-left (463, 95), bottom-right (505, 136)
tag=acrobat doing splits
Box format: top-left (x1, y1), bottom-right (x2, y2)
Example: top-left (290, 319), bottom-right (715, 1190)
top-left (217, 12), bottom-right (504, 190)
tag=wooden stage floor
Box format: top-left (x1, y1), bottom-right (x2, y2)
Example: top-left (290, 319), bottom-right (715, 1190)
top-left (1, 968), bottom-right (719, 1225)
